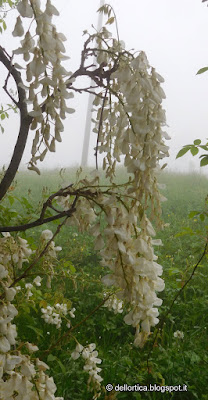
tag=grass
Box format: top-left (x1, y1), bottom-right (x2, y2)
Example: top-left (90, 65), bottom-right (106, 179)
top-left (2, 168), bottom-right (208, 400)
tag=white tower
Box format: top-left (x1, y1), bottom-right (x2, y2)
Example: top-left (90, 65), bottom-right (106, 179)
top-left (81, 0), bottom-right (105, 167)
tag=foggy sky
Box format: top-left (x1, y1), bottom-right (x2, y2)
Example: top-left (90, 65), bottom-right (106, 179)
top-left (1, 0), bottom-right (208, 172)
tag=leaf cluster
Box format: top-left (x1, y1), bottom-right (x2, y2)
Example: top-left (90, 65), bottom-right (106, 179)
top-left (0, 102), bottom-right (18, 133)
top-left (176, 139), bottom-right (208, 166)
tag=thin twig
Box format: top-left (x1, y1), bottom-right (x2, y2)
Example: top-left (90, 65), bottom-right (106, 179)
top-left (95, 85), bottom-right (108, 169)
top-left (0, 216), bottom-right (68, 302)
top-left (69, 85), bottom-right (99, 97)
top-left (10, 217), bottom-right (69, 287)
top-left (3, 52), bottom-right (19, 107)
top-left (44, 294), bottom-right (112, 354)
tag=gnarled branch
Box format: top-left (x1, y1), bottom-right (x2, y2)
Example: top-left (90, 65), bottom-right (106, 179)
top-left (0, 46), bottom-right (32, 201)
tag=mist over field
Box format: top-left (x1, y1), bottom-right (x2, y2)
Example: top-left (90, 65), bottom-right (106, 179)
top-left (1, 0), bottom-right (208, 173)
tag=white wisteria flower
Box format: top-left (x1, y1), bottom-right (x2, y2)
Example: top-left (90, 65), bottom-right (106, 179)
top-left (33, 276), bottom-right (42, 287)
top-left (12, 16), bottom-right (24, 37)
top-left (173, 330), bottom-right (184, 340)
top-left (17, 0), bottom-right (33, 18)
top-left (103, 294), bottom-right (123, 314)
top-left (25, 342), bottom-right (39, 353)
top-left (41, 229), bottom-right (53, 241)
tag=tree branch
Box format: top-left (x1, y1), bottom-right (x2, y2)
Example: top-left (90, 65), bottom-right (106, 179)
top-left (0, 185), bottom-right (97, 232)
top-left (0, 46), bottom-right (32, 201)
top-left (0, 209), bottom-right (75, 232)
top-left (67, 36), bottom-right (120, 90)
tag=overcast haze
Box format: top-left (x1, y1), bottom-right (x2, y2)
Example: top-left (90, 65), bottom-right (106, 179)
top-left (1, 0), bottom-right (208, 172)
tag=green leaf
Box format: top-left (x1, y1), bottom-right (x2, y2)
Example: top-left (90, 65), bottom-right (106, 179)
top-left (57, 359), bottom-right (66, 374)
top-left (190, 147), bottom-right (199, 156)
top-left (8, 195), bottom-right (15, 206)
top-left (106, 17), bottom-right (115, 25)
top-left (193, 139), bottom-right (201, 145)
top-left (199, 153), bottom-right (208, 158)
top-left (199, 145), bottom-right (208, 151)
top-left (122, 356), bottom-right (133, 367)
top-left (26, 325), bottom-right (44, 338)
top-left (97, 5), bottom-right (109, 15)
top-left (196, 67), bottom-right (208, 75)
top-left (161, 163), bottom-right (167, 170)
top-left (0, 113), bottom-right (5, 120)
top-left (200, 213), bottom-right (205, 222)
top-left (20, 196), bottom-right (33, 210)
top-left (200, 156), bottom-right (208, 167)
top-left (47, 354), bottom-right (57, 362)
top-left (70, 264), bottom-right (76, 274)
top-left (9, 210), bottom-right (18, 217)
top-left (176, 147), bottom-right (190, 159)
top-left (169, 267), bottom-right (181, 275)
top-left (188, 211), bottom-right (199, 219)
top-left (189, 351), bottom-right (201, 363)
top-left (175, 227), bottom-right (194, 237)
top-left (47, 355), bottom-right (66, 373)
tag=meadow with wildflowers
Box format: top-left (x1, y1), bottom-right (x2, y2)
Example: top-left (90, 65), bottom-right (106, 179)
top-left (4, 168), bottom-right (207, 400)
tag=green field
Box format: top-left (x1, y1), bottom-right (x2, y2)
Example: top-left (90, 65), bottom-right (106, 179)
top-left (1, 168), bottom-right (208, 399)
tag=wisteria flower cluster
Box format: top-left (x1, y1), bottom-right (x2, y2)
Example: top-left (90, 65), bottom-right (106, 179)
top-left (49, 5), bottom-right (170, 347)
top-left (90, 16), bottom-right (169, 347)
top-left (0, 232), bottom-right (33, 271)
top-left (0, 231), bottom-right (64, 399)
top-left (12, 0), bottom-right (75, 174)
top-left (103, 293), bottom-right (123, 314)
top-left (41, 303), bottom-right (75, 329)
top-left (71, 342), bottom-right (102, 397)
